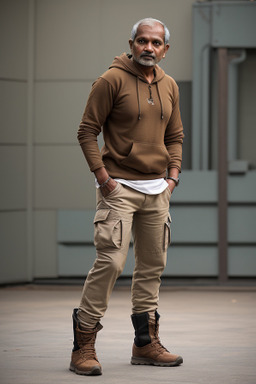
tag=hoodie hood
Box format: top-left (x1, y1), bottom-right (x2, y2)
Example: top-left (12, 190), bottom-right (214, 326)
top-left (109, 53), bottom-right (166, 120)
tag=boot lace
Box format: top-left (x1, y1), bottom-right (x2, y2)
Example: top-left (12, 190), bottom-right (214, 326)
top-left (151, 323), bottom-right (170, 354)
top-left (78, 332), bottom-right (99, 361)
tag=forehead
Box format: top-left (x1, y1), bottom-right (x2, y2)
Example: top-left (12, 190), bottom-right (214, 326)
top-left (136, 23), bottom-right (165, 41)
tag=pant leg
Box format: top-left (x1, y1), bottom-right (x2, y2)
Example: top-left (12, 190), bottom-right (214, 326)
top-left (78, 183), bottom-right (138, 327)
top-left (131, 187), bottom-right (171, 314)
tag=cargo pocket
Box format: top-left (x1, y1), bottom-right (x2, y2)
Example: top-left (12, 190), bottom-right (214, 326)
top-left (163, 214), bottom-right (172, 251)
top-left (94, 209), bottom-right (122, 250)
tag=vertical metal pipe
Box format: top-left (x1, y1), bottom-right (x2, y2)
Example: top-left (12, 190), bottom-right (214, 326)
top-left (201, 45), bottom-right (210, 170)
top-left (218, 48), bottom-right (228, 282)
top-left (228, 50), bottom-right (246, 161)
top-left (27, 0), bottom-right (35, 281)
top-left (192, 4), bottom-right (211, 170)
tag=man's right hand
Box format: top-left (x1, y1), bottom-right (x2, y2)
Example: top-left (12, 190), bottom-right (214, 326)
top-left (94, 167), bottom-right (117, 197)
top-left (100, 177), bottom-right (118, 197)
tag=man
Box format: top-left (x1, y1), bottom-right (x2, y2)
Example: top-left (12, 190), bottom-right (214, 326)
top-left (70, 17), bottom-right (184, 376)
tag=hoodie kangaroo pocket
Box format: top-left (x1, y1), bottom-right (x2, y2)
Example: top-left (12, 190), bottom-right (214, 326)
top-left (120, 142), bottom-right (170, 174)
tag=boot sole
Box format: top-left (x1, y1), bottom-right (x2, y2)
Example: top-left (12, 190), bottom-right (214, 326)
top-left (69, 362), bottom-right (102, 375)
top-left (131, 356), bottom-right (183, 367)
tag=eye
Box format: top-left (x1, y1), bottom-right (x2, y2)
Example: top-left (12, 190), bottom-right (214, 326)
top-left (138, 39), bottom-right (145, 44)
top-left (153, 41), bottom-right (161, 46)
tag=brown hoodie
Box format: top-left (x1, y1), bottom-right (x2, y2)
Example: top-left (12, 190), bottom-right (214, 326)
top-left (78, 53), bottom-right (184, 179)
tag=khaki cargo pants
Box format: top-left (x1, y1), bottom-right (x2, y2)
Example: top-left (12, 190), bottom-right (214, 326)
top-left (78, 182), bottom-right (171, 327)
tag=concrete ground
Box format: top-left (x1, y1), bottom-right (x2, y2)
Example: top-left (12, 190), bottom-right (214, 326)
top-left (0, 284), bottom-right (256, 384)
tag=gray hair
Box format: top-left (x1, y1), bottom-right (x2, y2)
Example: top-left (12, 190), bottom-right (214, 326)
top-left (131, 18), bottom-right (170, 45)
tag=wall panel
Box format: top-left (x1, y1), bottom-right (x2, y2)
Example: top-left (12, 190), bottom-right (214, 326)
top-left (0, 81), bottom-right (27, 144)
top-left (34, 146), bottom-right (96, 209)
top-left (228, 171), bottom-right (256, 203)
top-left (228, 247), bottom-right (256, 277)
top-left (58, 210), bottom-right (95, 243)
top-left (0, 0), bottom-right (28, 79)
top-left (34, 81), bottom-right (92, 144)
top-left (0, 0), bottom-right (29, 80)
top-left (166, 246), bottom-right (218, 276)
top-left (0, 146), bottom-right (27, 210)
top-left (34, 210), bottom-right (58, 278)
top-left (35, 0), bottom-right (102, 80)
top-left (173, 171), bottom-right (217, 203)
top-left (171, 206), bottom-right (218, 244)
top-left (0, 212), bottom-right (27, 283)
top-left (212, 3), bottom-right (256, 48)
top-left (228, 207), bottom-right (256, 243)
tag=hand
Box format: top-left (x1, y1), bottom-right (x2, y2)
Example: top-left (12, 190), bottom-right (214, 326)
top-left (100, 178), bottom-right (118, 197)
top-left (94, 167), bottom-right (117, 197)
top-left (166, 179), bottom-right (176, 194)
top-left (167, 168), bottom-right (179, 194)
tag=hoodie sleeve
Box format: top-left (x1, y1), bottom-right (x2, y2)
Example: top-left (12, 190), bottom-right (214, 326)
top-left (164, 81), bottom-right (184, 172)
top-left (77, 77), bottom-right (114, 172)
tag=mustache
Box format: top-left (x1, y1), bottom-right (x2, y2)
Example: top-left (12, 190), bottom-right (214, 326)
top-left (140, 53), bottom-right (155, 59)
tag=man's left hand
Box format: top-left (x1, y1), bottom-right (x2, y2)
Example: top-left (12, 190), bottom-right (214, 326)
top-left (166, 179), bottom-right (176, 194)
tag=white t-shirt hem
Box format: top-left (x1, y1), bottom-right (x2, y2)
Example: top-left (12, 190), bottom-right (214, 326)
top-left (96, 177), bottom-right (168, 195)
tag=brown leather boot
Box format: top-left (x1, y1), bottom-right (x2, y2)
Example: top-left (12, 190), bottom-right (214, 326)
top-left (131, 311), bottom-right (183, 367)
top-left (69, 308), bottom-right (103, 375)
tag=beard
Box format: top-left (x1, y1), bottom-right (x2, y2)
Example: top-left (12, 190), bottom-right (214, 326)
top-left (133, 53), bottom-right (158, 67)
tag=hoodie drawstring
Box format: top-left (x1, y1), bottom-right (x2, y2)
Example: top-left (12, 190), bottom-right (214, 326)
top-left (156, 82), bottom-right (164, 120)
top-left (136, 77), bottom-right (164, 121)
top-left (136, 77), bottom-right (141, 120)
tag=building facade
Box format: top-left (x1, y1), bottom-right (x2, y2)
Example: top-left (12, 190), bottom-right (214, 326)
top-left (0, 0), bottom-right (256, 284)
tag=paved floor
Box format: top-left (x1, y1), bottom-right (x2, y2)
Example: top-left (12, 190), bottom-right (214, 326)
top-left (0, 284), bottom-right (256, 384)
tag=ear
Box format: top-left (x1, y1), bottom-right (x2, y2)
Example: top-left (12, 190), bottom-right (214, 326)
top-left (129, 39), bottom-right (133, 51)
top-left (162, 44), bottom-right (170, 58)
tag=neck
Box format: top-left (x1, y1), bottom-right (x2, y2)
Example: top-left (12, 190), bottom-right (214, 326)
top-left (132, 59), bottom-right (155, 83)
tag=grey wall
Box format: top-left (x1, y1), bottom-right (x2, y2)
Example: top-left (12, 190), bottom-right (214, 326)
top-left (0, 0), bottom-right (29, 283)
top-left (1, 0), bottom-right (255, 283)
top-left (0, 0), bottom-right (194, 283)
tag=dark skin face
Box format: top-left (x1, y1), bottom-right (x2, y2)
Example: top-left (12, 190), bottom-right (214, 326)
top-left (129, 23), bottom-right (169, 81)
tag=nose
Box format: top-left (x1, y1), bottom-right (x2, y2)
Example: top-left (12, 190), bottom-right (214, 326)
top-left (144, 42), bottom-right (153, 52)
